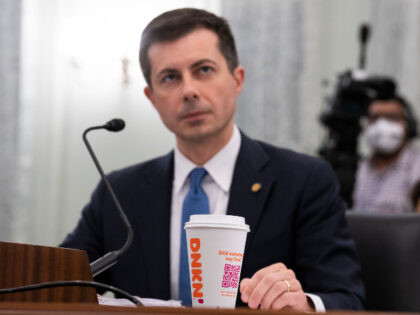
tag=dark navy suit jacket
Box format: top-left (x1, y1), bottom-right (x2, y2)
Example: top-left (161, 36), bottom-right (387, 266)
top-left (61, 133), bottom-right (365, 310)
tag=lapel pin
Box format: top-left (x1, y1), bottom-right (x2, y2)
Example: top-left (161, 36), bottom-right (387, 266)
top-left (251, 182), bottom-right (262, 193)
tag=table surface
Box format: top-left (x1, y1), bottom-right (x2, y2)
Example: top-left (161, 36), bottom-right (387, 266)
top-left (0, 303), bottom-right (417, 315)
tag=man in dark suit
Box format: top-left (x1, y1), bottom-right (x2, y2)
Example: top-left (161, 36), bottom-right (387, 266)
top-left (61, 8), bottom-right (365, 311)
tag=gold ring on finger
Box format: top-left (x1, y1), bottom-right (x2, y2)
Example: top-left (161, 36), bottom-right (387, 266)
top-left (284, 279), bottom-right (291, 293)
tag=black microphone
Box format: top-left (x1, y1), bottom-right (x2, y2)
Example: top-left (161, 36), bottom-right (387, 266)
top-left (104, 118), bottom-right (125, 132)
top-left (359, 24), bottom-right (370, 44)
top-left (82, 118), bottom-right (133, 277)
top-left (358, 23), bottom-right (371, 70)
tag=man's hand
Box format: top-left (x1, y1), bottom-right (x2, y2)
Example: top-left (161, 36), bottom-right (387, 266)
top-left (240, 263), bottom-right (315, 311)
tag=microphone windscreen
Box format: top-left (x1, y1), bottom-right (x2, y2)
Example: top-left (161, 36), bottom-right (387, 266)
top-left (359, 24), bottom-right (370, 44)
top-left (105, 119), bottom-right (125, 132)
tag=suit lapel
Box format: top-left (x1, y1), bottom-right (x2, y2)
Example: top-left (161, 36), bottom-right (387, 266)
top-left (227, 134), bottom-right (274, 254)
top-left (130, 152), bottom-right (173, 299)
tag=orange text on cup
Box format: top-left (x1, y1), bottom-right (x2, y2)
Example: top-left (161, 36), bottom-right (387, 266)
top-left (190, 238), bottom-right (203, 298)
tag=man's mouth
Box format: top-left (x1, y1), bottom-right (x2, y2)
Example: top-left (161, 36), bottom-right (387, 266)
top-left (182, 111), bottom-right (208, 120)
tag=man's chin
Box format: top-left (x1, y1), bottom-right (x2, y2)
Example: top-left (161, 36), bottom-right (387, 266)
top-left (174, 120), bottom-right (233, 144)
top-left (176, 125), bottom-right (219, 142)
top-left (178, 131), bottom-right (213, 143)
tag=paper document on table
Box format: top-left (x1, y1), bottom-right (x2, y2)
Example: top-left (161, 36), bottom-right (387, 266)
top-left (97, 294), bottom-right (182, 307)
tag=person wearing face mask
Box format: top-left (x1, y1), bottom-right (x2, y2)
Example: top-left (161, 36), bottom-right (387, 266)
top-left (353, 95), bottom-right (420, 213)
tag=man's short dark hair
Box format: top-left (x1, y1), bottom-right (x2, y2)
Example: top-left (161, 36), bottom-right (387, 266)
top-left (139, 8), bottom-right (238, 87)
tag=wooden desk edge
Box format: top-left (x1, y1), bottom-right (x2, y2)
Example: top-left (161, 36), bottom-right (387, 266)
top-left (0, 303), bottom-right (418, 315)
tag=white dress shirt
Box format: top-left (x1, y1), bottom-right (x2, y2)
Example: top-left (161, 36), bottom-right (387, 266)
top-left (170, 125), bottom-right (241, 299)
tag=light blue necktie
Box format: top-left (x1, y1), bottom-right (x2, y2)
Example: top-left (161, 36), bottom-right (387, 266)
top-left (179, 168), bottom-right (209, 306)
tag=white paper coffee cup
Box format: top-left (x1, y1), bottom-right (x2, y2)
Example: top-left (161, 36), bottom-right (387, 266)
top-left (184, 214), bottom-right (250, 308)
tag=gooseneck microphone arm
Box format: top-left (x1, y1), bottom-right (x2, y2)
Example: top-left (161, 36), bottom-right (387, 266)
top-left (82, 119), bottom-right (133, 277)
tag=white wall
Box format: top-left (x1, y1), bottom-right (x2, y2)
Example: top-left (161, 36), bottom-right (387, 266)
top-left (19, 0), bottom-right (222, 246)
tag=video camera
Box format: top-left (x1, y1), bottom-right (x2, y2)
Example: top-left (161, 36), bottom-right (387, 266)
top-left (318, 24), bottom-right (397, 207)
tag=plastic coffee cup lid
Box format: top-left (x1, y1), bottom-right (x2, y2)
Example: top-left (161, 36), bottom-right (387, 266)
top-left (184, 214), bottom-right (250, 232)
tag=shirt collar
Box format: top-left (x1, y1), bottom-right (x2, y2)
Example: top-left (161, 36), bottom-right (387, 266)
top-left (173, 125), bottom-right (241, 194)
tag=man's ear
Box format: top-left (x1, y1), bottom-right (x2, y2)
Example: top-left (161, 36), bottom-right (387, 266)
top-left (144, 86), bottom-right (154, 105)
top-left (233, 66), bottom-right (245, 96)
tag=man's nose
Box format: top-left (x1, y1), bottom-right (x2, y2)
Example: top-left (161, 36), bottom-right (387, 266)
top-left (182, 74), bottom-right (199, 102)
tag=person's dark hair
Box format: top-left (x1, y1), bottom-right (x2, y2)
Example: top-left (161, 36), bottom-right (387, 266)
top-left (388, 95), bottom-right (417, 139)
top-left (393, 95), bottom-right (418, 139)
top-left (139, 8), bottom-right (238, 87)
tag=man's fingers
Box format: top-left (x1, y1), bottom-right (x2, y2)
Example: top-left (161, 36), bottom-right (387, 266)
top-left (270, 292), bottom-right (296, 310)
top-left (240, 278), bottom-right (250, 294)
top-left (270, 291), bottom-right (313, 312)
top-left (240, 263), bottom-right (312, 311)
top-left (271, 292), bottom-right (306, 311)
top-left (241, 263), bottom-right (287, 301)
top-left (260, 279), bottom-right (301, 310)
top-left (247, 273), bottom-right (283, 308)
top-left (245, 270), bottom-right (295, 309)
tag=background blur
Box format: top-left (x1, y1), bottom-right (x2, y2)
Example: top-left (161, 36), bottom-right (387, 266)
top-left (0, 0), bottom-right (419, 246)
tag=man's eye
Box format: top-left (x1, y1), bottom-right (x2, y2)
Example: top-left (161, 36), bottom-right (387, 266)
top-left (199, 66), bottom-right (212, 74)
top-left (162, 74), bottom-right (177, 83)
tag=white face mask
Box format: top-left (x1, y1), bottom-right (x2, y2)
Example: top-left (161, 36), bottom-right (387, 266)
top-left (365, 119), bottom-right (405, 154)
